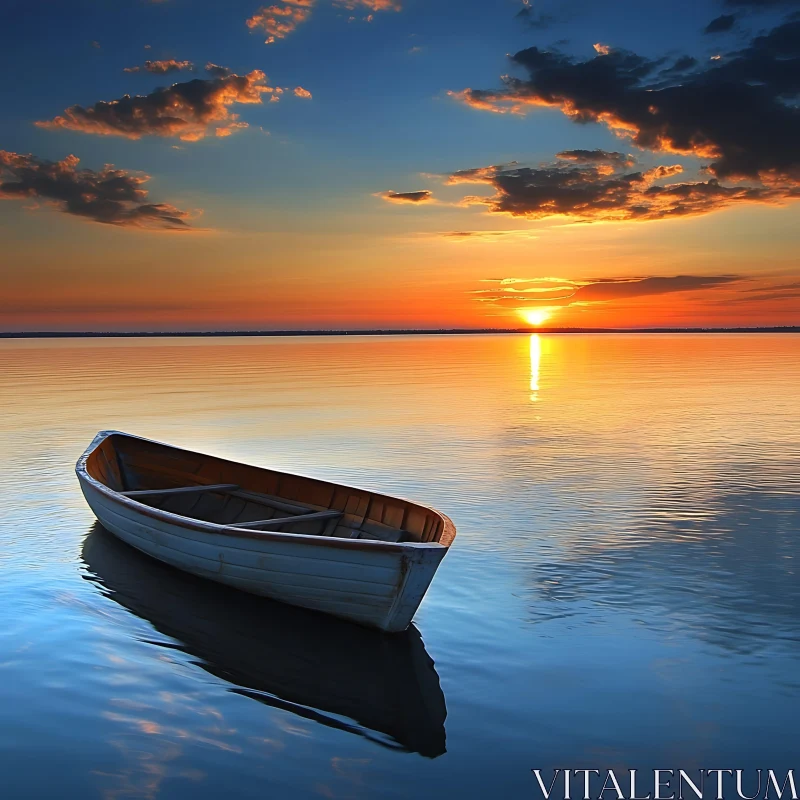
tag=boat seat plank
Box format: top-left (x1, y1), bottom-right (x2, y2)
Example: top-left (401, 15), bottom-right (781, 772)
top-left (321, 514), bottom-right (340, 537)
top-left (121, 484), bottom-right (240, 498)
top-left (349, 528), bottom-right (404, 543)
top-left (227, 510), bottom-right (343, 530)
top-left (224, 489), bottom-right (312, 516)
top-left (356, 528), bottom-right (406, 543)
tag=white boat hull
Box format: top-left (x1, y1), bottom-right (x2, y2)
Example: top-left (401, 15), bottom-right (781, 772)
top-left (78, 465), bottom-right (449, 633)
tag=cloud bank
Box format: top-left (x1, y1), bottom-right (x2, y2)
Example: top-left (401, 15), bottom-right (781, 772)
top-left (440, 150), bottom-right (797, 221)
top-left (0, 150), bottom-right (192, 230)
top-left (451, 19), bottom-right (800, 185)
top-left (377, 20), bottom-right (797, 226)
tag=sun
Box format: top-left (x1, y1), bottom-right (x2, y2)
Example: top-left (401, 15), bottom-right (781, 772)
top-left (518, 307), bottom-right (556, 327)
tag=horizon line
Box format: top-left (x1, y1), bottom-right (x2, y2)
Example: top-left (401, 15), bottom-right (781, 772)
top-left (1, 326), bottom-right (799, 339)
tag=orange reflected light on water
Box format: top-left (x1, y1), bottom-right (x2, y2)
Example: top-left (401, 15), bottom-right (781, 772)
top-left (529, 334), bottom-right (541, 402)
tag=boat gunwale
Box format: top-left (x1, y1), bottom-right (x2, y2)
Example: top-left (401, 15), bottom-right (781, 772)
top-left (77, 430), bottom-right (456, 553)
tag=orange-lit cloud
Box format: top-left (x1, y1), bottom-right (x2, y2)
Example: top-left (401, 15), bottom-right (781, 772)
top-left (36, 71), bottom-right (274, 141)
top-left (0, 150), bottom-right (194, 230)
top-left (475, 274), bottom-right (800, 326)
top-left (215, 121), bottom-right (249, 137)
top-left (123, 59), bottom-right (194, 74)
top-left (247, 0), bottom-right (315, 44)
top-left (445, 163), bottom-right (517, 184)
top-left (642, 164), bottom-right (684, 181)
top-left (246, 0), bottom-right (315, 44)
top-left (205, 63), bottom-right (233, 78)
top-left (246, 0), bottom-right (400, 44)
top-left (475, 275), bottom-right (742, 311)
top-left (293, 86), bottom-right (312, 98)
top-left (337, 0), bottom-right (401, 10)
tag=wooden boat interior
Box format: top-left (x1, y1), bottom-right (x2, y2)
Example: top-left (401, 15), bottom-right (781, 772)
top-left (87, 432), bottom-right (453, 546)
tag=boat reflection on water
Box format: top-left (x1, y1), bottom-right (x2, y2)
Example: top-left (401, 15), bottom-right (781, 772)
top-left (80, 523), bottom-right (447, 758)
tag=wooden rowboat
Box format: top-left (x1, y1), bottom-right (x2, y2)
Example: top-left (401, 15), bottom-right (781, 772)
top-left (76, 431), bottom-right (456, 632)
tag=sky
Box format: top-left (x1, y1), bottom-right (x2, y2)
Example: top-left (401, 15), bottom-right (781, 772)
top-left (1, 0), bottom-right (799, 331)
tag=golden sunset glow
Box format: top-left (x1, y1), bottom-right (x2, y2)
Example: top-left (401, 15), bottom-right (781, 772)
top-left (518, 307), bottom-right (557, 327)
top-left (0, 1), bottom-right (797, 334)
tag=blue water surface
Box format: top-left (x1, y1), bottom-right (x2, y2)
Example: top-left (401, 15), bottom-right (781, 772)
top-left (1, 334), bottom-right (798, 799)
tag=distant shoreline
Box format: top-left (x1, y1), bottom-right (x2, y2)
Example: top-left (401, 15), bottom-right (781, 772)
top-left (1, 327), bottom-right (798, 339)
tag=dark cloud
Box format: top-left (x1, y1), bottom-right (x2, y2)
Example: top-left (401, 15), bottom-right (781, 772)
top-left (441, 159), bottom-right (797, 221)
top-left (123, 59), bottom-right (195, 74)
top-left (572, 275), bottom-right (740, 301)
top-left (733, 279), bottom-right (800, 303)
top-left (36, 71), bottom-right (274, 141)
top-left (734, 289), bottom-right (800, 302)
top-left (451, 19), bottom-right (800, 184)
top-left (379, 190), bottom-right (433, 203)
top-left (0, 150), bottom-right (193, 230)
top-left (662, 55), bottom-right (699, 74)
top-left (516, 6), bottom-right (557, 30)
top-left (704, 14), bottom-right (737, 34)
top-left (556, 149), bottom-right (635, 168)
top-left (745, 280), bottom-right (800, 291)
top-left (514, 0), bottom-right (576, 31)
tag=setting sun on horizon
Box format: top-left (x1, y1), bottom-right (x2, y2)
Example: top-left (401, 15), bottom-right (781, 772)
top-left (518, 307), bottom-right (558, 327)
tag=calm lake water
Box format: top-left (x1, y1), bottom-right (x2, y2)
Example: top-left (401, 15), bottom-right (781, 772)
top-left (1, 334), bottom-right (799, 799)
